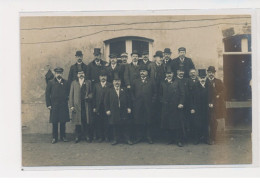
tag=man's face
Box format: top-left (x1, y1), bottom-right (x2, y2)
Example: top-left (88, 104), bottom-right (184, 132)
top-left (131, 54), bottom-right (139, 62)
top-left (177, 70), bottom-right (184, 79)
top-left (155, 56), bottom-right (163, 64)
top-left (110, 57), bottom-right (117, 65)
top-left (189, 69), bottom-right (197, 79)
top-left (77, 72), bottom-right (85, 79)
top-left (76, 55), bottom-right (83, 63)
top-left (178, 51), bottom-right (186, 58)
top-left (166, 72), bottom-right (173, 80)
top-left (99, 75), bottom-right (107, 82)
top-left (121, 56), bottom-right (128, 63)
top-left (207, 71), bottom-right (215, 79)
top-left (198, 76), bottom-right (206, 83)
top-left (164, 53), bottom-right (171, 60)
top-left (142, 54), bottom-right (149, 61)
top-left (140, 70), bottom-right (148, 78)
top-left (55, 72), bottom-right (63, 80)
top-left (113, 80), bottom-right (121, 88)
top-left (94, 54), bottom-right (101, 61)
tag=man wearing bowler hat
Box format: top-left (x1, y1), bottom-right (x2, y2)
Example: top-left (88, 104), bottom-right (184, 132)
top-left (206, 66), bottom-right (225, 145)
top-left (140, 50), bottom-right (151, 67)
top-left (68, 50), bottom-right (88, 87)
top-left (87, 48), bottom-right (108, 85)
top-left (131, 65), bottom-right (156, 144)
top-left (45, 67), bottom-right (70, 144)
top-left (172, 47), bottom-right (195, 78)
top-left (124, 50), bottom-right (141, 89)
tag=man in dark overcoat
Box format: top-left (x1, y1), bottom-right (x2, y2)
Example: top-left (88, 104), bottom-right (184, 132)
top-left (189, 69), bottom-right (213, 145)
top-left (172, 47), bottom-right (195, 78)
top-left (45, 67), bottom-right (70, 144)
top-left (104, 73), bottom-right (133, 145)
top-left (68, 50), bottom-right (88, 87)
top-left (87, 48), bottom-right (108, 86)
top-left (206, 66), bottom-right (225, 145)
top-left (124, 50), bottom-right (141, 89)
top-left (92, 70), bottom-right (112, 142)
top-left (160, 66), bottom-right (185, 147)
top-left (69, 70), bottom-right (93, 143)
top-left (162, 48), bottom-right (175, 72)
top-left (106, 53), bottom-right (123, 83)
top-left (131, 65), bottom-right (156, 144)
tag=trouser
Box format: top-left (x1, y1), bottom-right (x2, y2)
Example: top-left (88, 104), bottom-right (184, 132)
top-left (94, 112), bottom-right (109, 140)
top-left (166, 129), bottom-right (184, 143)
top-left (135, 123), bottom-right (152, 141)
top-left (52, 122), bottom-right (66, 139)
top-left (208, 116), bottom-right (218, 142)
top-left (75, 123), bottom-right (93, 139)
top-left (111, 123), bottom-right (132, 141)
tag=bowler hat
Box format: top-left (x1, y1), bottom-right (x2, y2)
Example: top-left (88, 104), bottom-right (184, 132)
top-left (139, 65), bottom-right (148, 71)
top-left (178, 47), bottom-right (186, 52)
top-left (198, 69), bottom-right (207, 77)
top-left (121, 52), bottom-right (128, 57)
top-left (54, 67), bottom-right (64, 73)
top-left (207, 66), bottom-right (216, 73)
top-left (131, 50), bottom-right (139, 56)
top-left (75, 50), bottom-right (83, 57)
top-left (113, 72), bottom-right (121, 81)
top-left (165, 66), bottom-right (173, 73)
top-left (154, 50), bottom-right (163, 58)
top-left (109, 53), bottom-right (117, 58)
top-left (93, 48), bottom-right (101, 56)
top-left (99, 69), bottom-right (107, 76)
top-left (164, 48), bottom-right (172, 54)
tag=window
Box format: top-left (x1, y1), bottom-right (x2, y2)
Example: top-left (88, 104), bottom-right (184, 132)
top-left (132, 40), bottom-right (149, 55)
top-left (109, 40), bottom-right (126, 58)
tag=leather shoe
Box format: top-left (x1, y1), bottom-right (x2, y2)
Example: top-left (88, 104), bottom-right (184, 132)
top-left (111, 140), bottom-right (118, 145)
top-left (75, 137), bottom-right (80, 143)
top-left (177, 142), bottom-right (183, 147)
top-left (127, 140), bottom-right (133, 145)
top-left (61, 137), bottom-right (69, 142)
top-left (51, 138), bottom-right (57, 144)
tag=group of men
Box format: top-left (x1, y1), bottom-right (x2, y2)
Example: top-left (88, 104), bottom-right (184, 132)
top-left (45, 47), bottom-right (225, 147)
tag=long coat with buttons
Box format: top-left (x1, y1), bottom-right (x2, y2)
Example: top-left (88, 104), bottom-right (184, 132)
top-left (45, 78), bottom-right (70, 123)
top-left (69, 79), bottom-right (93, 125)
top-left (160, 78), bottom-right (185, 130)
top-left (131, 77), bottom-right (156, 125)
top-left (104, 87), bottom-right (131, 125)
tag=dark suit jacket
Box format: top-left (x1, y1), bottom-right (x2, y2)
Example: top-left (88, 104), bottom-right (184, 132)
top-left (124, 62), bottom-right (141, 87)
top-left (172, 57), bottom-right (195, 78)
top-left (87, 59), bottom-right (107, 84)
top-left (68, 62), bottom-right (88, 86)
top-left (106, 63), bottom-right (123, 83)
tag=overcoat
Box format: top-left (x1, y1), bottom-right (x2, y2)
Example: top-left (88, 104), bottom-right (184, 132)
top-left (45, 78), bottom-right (70, 123)
top-left (172, 57), bottom-right (195, 78)
top-left (124, 62), bottom-right (141, 87)
top-left (149, 62), bottom-right (166, 88)
top-left (87, 59), bottom-right (107, 84)
top-left (207, 78), bottom-right (225, 119)
top-left (106, 64), bottom-right (123, 83)
top-left (104, 87), bottom-right (131, 125)
top-left (92, 82), bottom-right (112, 113)
top-left (131, 77), bottom-right (156, 125)
top-left (69, 79), bottom-right (93, 125)
top-left (160, 79), bottom-right (185, 130)
top-left (68, 62), bottom-right (88, 86)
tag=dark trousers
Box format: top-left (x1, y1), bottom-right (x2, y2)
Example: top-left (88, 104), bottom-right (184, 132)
top-left (52, 122), bottom-right (66, 139)
top-left (75, 123), bottom-right (93, 140)
top-left (135, 123), bottom-right (152, 141)
top-left (166, 129), bottom-right (184, 143)
top-left (112, 123), bottom-right (132, 141)
top-left (94, 112), bottom-right (109, 140)
top-left (208, 115), bottom-right (218, 142)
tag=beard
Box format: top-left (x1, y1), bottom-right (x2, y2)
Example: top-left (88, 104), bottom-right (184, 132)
top-left (57, 76), bottom-right (62, 80)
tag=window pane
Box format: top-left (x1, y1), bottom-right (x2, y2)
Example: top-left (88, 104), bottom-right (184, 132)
top-left (224, 37), bottom-right (242, 52)
top-left (132, 40), bottom-right (149, 55)
top-left (109, 41), bottom-right (126, 58)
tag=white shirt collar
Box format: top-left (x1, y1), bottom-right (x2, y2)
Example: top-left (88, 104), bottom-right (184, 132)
top-left (101, 81), bottom-right (106, 87)
top-left (79, 78), bottom-right (84, 86)
top-left (56, 78), bottom-right (62, 83)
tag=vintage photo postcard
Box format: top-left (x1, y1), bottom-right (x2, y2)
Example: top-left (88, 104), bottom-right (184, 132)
top-left (21, 12), bottom-right (252, 168)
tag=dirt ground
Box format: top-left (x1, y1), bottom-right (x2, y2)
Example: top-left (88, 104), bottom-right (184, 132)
top-left (22, 131), bottom-right (252, 167)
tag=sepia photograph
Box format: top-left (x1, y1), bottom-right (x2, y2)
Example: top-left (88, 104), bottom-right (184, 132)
top-left (20, 13), bottom-right (252, 167)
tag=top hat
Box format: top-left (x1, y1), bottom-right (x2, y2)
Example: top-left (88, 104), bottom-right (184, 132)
top-left (164, 48), bottom-right (172, 54)
top-left (165, 66), bottom-right (173, 73)
top-left (99, 69), bottom-right (107, 76)
top-left (75, 50), bottom-right (83, 57)
top-left (178, 47), bottom-right (186, 52)
top-left (154, 50), bottom-right (163, 58)
top-left (109, 53), bottom-right (117, 58)
top-left (54, 67), bottom-right (64, 73)
top-left (198, 69), bottom-right (207, 77)
top-left (93, 48), bottom-right (101, 56)
top-left (139, 64), bottom-right (149, 71)
top-left (113, 72), bottom-right (121, 81)
top-left (121, 52), bottom-right (128, 57)
top-left (131, 50), bottom-right (139, 56)
top-left (207, 66), bottom-right (216, 73)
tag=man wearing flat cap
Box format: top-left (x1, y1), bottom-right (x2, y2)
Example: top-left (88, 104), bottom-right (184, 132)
top-left (172, 47), bottom-right (195, 78)
top-left (68, 50), bottom-right (88, 87)
top-left (45, 67), bottom-right (70, 144)
top-left (119, 52), bottom-right (129, 87)
top-left (131, 65), bottom-right (156, 144)
top-left (206, 66), bottom-right (225, 145)
top-left (124, 50), bottom-right (141, 89)
top-left (69, 69), bottom-right (93, 143)
top-left (87, 48), bottom-right (108, 86)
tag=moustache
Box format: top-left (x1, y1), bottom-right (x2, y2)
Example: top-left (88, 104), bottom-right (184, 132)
top-left (57, 76), bottom-right (62, 79)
